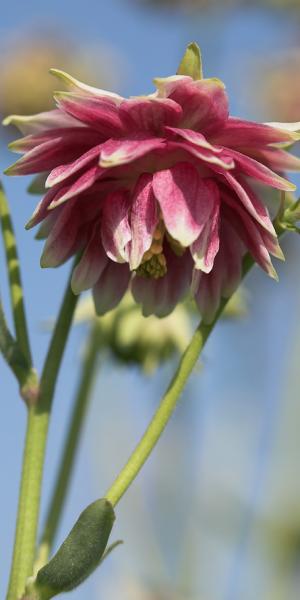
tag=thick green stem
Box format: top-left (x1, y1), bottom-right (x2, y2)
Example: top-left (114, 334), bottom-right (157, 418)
top-left (105, 256), bottom-right (254, 507)
top-left (0, 183), bottom-right (31, 364)
top-left (6, 270), bottom-right (79, 600)
top-left (35, 323), bottom-right (101, 570)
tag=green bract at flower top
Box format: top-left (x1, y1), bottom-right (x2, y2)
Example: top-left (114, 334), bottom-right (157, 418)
top-left (4, 42), bottom-right (300, 322)
top-left (75, 293), bottom-right (192, 374)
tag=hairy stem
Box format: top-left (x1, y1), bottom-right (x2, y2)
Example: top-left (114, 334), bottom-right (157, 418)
top-left (6, 269), bottom-right (79, 600)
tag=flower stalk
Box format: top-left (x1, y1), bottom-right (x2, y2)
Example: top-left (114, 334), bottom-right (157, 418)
top-left (6, 267), bottom-right (79, 600)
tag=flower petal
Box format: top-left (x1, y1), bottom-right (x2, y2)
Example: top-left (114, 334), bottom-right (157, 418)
top-left (46, 144), bottom-right (102, 188)
top-left (99, 136), bottom-right (166, 168)
top-left (40, 202), bottom-right (82, 267)
top-left (48, 166), bottom-right (101, 208)
top-left (3, 109), bottom-right (80, 135)
top-left (191, 191), bottom-right (220, 272)
top-left (101, 190), bottom-right (131, 262)
top-left (240, 146), bottom-right (300, 172)
top-left (193, 218), bottom-right (244, 322)
top-left (211, 117), bottom-right (300, 147)
top-left (54, 92), bottom-right (125, 137)
top-left (119, 97), bottom-right (182, 134)
top-left (153, 163), bottom-right (217, 246)
top-left (129, 174), bottom-right (158, 270)
top-left (50, 69), bottom-right (123, 104)
top-left (92, 261), bottom-right (130, 315)
top-left (158, 77), bottom-right (229, 134)
top-left (71, 227), bottom-right (108, 293)
top-left (165, 126), bottom-right (222, 153)
top-left (221, 172), bottom-right (277, 234)
top-left (224, 149), bottom-right (296, 191)
top-left (131, 244), bottom-right (193, 317)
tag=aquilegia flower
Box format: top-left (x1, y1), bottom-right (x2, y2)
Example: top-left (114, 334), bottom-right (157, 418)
top-left (4, 47), bottom-right (300, 321)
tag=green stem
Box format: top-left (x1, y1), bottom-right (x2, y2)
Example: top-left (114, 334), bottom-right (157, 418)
top-left (105, 255), bottom-right (254, 507)
top-left (35, 323), bottom-right (101, 570)
top-left (6, 268), bottom-right (79, 600)
top-left (0, 183), bottom-right (31, 364)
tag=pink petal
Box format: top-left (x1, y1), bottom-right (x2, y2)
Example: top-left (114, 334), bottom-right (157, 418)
top-left (193, 218), bottom-right (244, 323)
top-left (129, 174), bottom-right (158, 270)
top-left (172, 140), bottom-right (234, 170)
top-left (92, 261), bottom-right (130, 315)
top-left (131, 244), bottom-right (193, 317)
top-left (3, 109), bottom-right (80, 135)
top-left (8, 127), bottom-right (101, 154)
top-left (25, 187), bottom-right (62, 229)
top-left (153, 163), bottom-right (217, 246)
top-left (48, 166), bottom-right (102, 208)
top-left (221, 199), bottom-right (278, 278)
top-left (99, 136), bottom-right (166, 168)
top-left (119, 97), bottom-right (182, 134)
top-left (4, 138), bottom-right (80, 176)
top-left (211, 117), bottom-right (300, 147)
top-left (241, 146), bottom-right (300, 172)
top-left (221, 172), bottom-right (276, 234)
top-left (101, 190), bottom-right (132, 262)
top-left (55, 92), bottom-right (125, 137)
top-left (40, 202), bottom-right (82, 267)
top-left (163, 78), bottom-right (229, 134)
top-left (224, 149), bottom-right (296, 191)
top-left (71, 227), bottom-right (108, 293)
top-left (191, 192), bottom-right (220, 272)
top-left (50, 69), bottom-right (123, 104)
top-left (46, 144), bottom-right (102, 188)
top-left (165, 126), bottom-right (222, 153)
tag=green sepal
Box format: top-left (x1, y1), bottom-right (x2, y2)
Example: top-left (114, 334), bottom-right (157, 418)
top-left (33, 499), bottom-right (115, 598)
top-left (177, 42), bottom-right (203, 80)
top-left (27, 174), bottom-right (48, 195)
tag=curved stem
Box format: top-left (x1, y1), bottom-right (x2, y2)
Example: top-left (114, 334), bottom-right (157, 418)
top-left (106, 255), bottom-right (254, 507)
top-left (0, 183), bottom-right (31, 364)
top-left (35, 323), bottom-right (101, 570)
top-left (6, 267), bottom-right (79, 600)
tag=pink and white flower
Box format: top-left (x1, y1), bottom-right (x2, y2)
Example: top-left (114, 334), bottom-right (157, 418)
top-left (4, 65), bottom-right (300, 321)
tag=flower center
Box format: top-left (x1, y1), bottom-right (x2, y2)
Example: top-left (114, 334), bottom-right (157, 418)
top-left (136, 220), bottom-right (167, 279)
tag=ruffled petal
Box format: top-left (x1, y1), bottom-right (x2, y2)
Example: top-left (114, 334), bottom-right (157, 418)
top-left (131, 244), bottom-right (193, 317)
top-left (99, 136), bottom-right (166, 168)
top-left (40, 202), bottom-right (82, 267)
top-left (119, 97), bottom-right (182, 134)
top-left (46, 144), bottom-right (102, 187)
top-left (157, 77), bottom-right (229, 134)
top-left (50, 69), bottom-right (123, 104)
top-left (71, 227), bottom-right (108, 293)
top-left (240, 146), bottom-right (300, 172)
top-left (221, 172), bottom-right (277, 234)
top-left (191, 190), bottom-right (220, 272)
top-left (193, 218), bottom-right (244, 323)
top-left (153, 163), bottom-right (218, 246)
top-left (101, 190), bottom-right (131, 262)
top-left (165, 126), bottom-right (222, 153)
top-left (129, 174), bottom-right (158, 270)
top-left (3, 109), bottom-right (80, 135)
top-left (92, 261), bottom-right (130, 315)
top-left (224, 149), bottom-right (296, 191)
top-left (211, 117), bottom-right (300, 147)
top-left (54, 92), bottom-right (125, 137)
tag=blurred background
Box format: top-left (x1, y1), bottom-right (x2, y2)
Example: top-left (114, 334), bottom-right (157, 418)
top-left (1, 1), bottom-right (300, 599)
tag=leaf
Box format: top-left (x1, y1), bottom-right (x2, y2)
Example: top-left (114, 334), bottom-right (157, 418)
top-left (177, 42), bottom-right (203, 80)
top-left (34, 499), bottom-right (115, 598)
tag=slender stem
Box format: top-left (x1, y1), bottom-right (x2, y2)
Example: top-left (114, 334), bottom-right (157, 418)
top-left (105, 256), bottom-right (254, 507)
top-left (0, 183), bottom-right (31, 364)
top-left (0, 296), bottom-right (28, 381)
top-left (35, 323), bottom-right (101, 570)
top-left (6, 268), bottom-right (79, 600)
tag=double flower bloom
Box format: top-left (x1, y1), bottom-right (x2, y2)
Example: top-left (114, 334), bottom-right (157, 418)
top-left (5, 66), bottom-right (300, 321)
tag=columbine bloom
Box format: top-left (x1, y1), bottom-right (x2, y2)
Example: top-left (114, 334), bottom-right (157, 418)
top-left (4, 56), bottom-right (300, 321)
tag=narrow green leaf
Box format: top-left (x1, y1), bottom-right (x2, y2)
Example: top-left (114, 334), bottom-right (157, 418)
top-left (35, 499), bottom-right (115, 598)
top-left (177, 42), bottom-right (203, 80)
